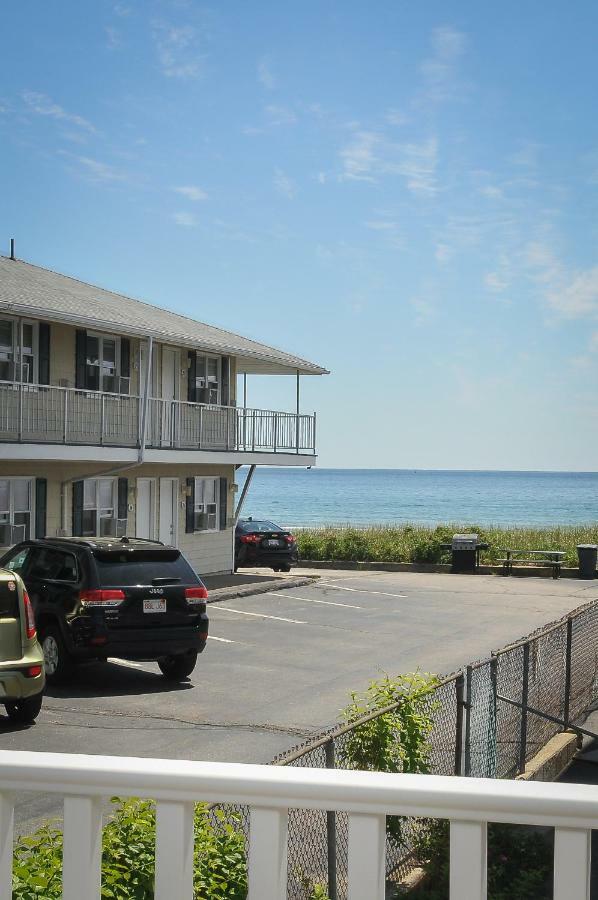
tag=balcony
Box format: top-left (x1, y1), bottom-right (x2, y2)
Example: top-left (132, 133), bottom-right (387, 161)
top-left (0, 748), bottom-right (593, 899)
top-left (0, 380), bottom-right (316, 458)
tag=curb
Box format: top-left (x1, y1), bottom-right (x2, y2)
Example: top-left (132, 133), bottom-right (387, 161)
top-left (299, 559), bottom-right (583, 578)
top-left (205, 575), bottom-right (319, 604)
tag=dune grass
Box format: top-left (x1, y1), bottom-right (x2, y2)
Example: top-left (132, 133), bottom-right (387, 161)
top-left (295, 523), bottom-right (598, 567)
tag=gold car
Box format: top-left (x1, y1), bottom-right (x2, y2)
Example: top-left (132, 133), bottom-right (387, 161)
top-left (0, 568), bottom-right (45, 724)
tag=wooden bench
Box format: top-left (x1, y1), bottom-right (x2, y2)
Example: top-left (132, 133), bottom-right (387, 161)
top-left (497, 549), bottom-right (566, 580)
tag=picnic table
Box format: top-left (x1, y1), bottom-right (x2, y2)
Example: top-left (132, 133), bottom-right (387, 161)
top-left (498, 549), bottom-right (566, 580)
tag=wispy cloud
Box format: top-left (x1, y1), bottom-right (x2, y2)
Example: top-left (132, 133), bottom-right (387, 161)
top-left (105, 26), bottom-right (122, 49)
top-left (273, 168), bottom-right (296, 199)
top-left (258, 57), bottom-right (276, 89)
top-left (173, 185), bottom-right (207, 201)
top-left (60, 152), bottom-right (127, 183)
top-left (22, 91), bottom-right (96, 134)
top-left (419, 25), bottom-right (467, 103)
top-left (172, 211), bottom-right (199, 227)
top-left (265, 104), bottom-right (297, 126)
top-left (340, 131), bottom-right (379, 182)
top-left (386, 108), bottom-right (409, 126)
top-left (411, 295), bottom-right (435, 326)
top-left (152, 22), bottom-right (204, 79)
top-left (340, 132), bottom-right (438, 195)
top-left (548, 267), bottom-right (598, 318)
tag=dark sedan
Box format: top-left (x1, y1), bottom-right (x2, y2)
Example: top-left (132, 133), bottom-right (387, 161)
top-left (235, 519), bottom-right (299, 572)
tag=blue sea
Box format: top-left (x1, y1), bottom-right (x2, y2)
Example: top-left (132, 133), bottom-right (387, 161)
top-left (237, 469), bottom-right (598, 528)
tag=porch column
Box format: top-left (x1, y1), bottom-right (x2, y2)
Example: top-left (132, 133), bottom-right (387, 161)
top-left (296, 369), bottom-right (300, 453)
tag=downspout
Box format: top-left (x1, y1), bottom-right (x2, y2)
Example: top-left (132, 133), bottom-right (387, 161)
top-left (60, 337), bottom-right (154, 535)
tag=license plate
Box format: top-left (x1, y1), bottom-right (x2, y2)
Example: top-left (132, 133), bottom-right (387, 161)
top-left (143, 598), bottom-right (166, 613)
top-left (266, 539), bottom-right (281, 547)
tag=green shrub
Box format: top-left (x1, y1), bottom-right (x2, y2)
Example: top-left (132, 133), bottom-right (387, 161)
top-left (13, 799), bottom-right (247, 900)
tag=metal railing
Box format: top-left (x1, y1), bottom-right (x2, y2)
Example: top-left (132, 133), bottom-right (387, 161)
top-left (0, 748), bottom-right (595, 899)
top-left (0, 380), bottom-right (316, 454)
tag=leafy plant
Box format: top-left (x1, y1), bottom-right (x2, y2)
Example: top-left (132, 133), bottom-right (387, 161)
top-left (13, 799), bottom-right (247, 900)
top-left (338, 672), bottom-right (440, 845)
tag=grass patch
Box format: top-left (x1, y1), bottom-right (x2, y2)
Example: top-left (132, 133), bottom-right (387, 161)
top-left (296, 524), bottom-right (598, 567)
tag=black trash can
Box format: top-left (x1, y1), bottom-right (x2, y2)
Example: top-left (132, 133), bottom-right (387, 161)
top-left (577, 544), bottom-right (598, 579)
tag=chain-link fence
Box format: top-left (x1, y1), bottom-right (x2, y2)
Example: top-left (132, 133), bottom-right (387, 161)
top-left (265, 598), bottom-right (598, 899)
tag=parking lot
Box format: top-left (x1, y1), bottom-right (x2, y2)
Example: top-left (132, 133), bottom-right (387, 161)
top-left (3, 568), bottom-right (596, 828)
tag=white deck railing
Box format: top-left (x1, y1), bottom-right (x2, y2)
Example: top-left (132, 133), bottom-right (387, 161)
top-left (0, 749), bottom-right (593, 899)
top-left (0, 380), bottom-right (316, 454)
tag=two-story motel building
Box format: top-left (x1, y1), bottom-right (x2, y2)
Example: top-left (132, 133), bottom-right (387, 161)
top-left (0, 248), bottom-right (327, 575)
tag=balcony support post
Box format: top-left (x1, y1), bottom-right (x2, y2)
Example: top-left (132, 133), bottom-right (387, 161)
top-left (296, 369), bottom-right (300, 453)
top-left (138, 336), bottom-right (153, 460)
top-left (63, 389), bottom-right (69, 444)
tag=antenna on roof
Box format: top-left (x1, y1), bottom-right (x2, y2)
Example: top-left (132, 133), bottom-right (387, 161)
top-left (9, 238), bottom-right (15, 261)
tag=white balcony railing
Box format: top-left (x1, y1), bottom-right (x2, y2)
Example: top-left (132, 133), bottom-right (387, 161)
top-left (0, 381), bottom-right (316, 454)
top-left (0, 749), bottom-right (593, 900)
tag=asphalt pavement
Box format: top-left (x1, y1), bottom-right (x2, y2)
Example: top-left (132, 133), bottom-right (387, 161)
top-left (2, 568), bottom-right (596, 829)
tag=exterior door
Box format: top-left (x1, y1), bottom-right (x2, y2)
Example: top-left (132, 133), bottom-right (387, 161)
top-left (136, 478), bottom-right (156, 540)
top-left (161, 348), bottom-right (179, 447)
top-left (159, 478), bottom-right (179, 546)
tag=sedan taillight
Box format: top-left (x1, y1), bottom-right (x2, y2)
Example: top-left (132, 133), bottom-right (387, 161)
top-left (285, 534), bottom-right (296, 544)
top-left (23, 590), bottom-right (36, 639)
top-left (79, 589), bottom-right (125, 608)
top-left (240, 534), bottom-right (261, 544)
top-left (185, 586), bottom-right (208, 605)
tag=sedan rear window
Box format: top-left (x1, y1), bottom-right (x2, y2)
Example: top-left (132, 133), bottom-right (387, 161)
top-left (93, 550), bottom-right (200, 587)
top-left (239, 521), bottom-right (282, 532)
top-left (0, 581), bottom-right (19, 619)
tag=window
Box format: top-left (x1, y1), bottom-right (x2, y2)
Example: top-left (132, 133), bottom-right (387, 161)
top-left (193, 477), bottom-right (219, 531)
top-left (3, 545), bottom-right (31, 575)
top-left (85, 333), bottom-right (128, 394)
top-left (0, 317), bottom-right (38, 383)
top-left (194, 354), bottom-right (220, 404)
top-left (0, 478), bottom-right (33, 543)
top-left (82, 479), bottom-right (122, 537)
top-left (27, 547), bottom-right (78, 582)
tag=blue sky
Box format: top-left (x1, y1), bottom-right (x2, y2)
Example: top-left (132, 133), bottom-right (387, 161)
top-left (1, 1), bottom-right (597, 470)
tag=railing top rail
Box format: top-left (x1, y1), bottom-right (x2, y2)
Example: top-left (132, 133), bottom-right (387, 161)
top-left (1, 750), bottom-right (597, 828)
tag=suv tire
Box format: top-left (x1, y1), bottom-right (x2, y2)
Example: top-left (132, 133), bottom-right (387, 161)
top-left (158, 650), bottom-right (198, 681)
top-left (5, 692), bottom-right (43, 724)
top-left (41, 626), bottom-right (74, 684)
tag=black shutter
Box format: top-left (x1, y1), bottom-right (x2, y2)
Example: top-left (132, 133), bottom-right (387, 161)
top-left (35, 478), bottom-right (47, 538)
top-left (120, 338), bottom-right (130, 379)
top-left (187, 351), bottom-right (196, 402)
top-left (117, 478), bottom-right (128, 522)
top-left (221, 356), bottom-right (230, 406)
top-left (72, 481), bottom-right (84, 536)
top-left (38, 322), bottom-right (50, 385)
top-left (75, 330), bottom-right (87, 389)
top-left (185, 477), bottom-right (195, 533)
top-left (219, 477), bottom-right (228, 530)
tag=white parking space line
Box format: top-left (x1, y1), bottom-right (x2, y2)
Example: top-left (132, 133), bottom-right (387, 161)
top-left (207, 635), bottom-right (237, 643)
top-left (316, 583), bottom-right (407, 599)
top-left (268, 592), bottom-right (362, 610)
top-left (108, 658), bottom-right (146, 670)
top-left (217, 607), bottom-right (307, 625)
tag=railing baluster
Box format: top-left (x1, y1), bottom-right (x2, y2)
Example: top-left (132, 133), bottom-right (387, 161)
top-left (554, 827), bottom-right (591, 900)
top-left (450, 820), bottom-right (487, 900)
top-left (63, 388), bottom-right (69, 443)
top-left (63, 795), bottom-right (103, 900)
top-left (347, 812), bottom-right (385, 900)
top-left (248, 806), bottom-right (288, 900)
top-left (0, 792), bottom-right (14, 892)
top-left (155, 800), bottom-right (195, 900)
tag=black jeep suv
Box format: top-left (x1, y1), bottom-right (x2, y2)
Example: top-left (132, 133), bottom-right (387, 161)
top-left (0, 537), bottom-right (209, 684)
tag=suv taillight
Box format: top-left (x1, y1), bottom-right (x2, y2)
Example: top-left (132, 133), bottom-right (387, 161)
top-left (185, 586), bottom-right (208, 605)
top-left (79, 589), bottom-right (125, 608)
top-left (23, 590), bottom-right (36, 639)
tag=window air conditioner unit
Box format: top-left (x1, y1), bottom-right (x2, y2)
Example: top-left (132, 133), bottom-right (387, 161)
top-left (0, 523), bottom-right (26, 546)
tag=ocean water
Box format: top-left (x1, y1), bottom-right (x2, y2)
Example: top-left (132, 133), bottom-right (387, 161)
top-left (237, 468), bottom-right (598, 528)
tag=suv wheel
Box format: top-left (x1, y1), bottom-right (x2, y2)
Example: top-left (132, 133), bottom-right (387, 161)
top-left (41, 627), bottom-right (74, 684)
top-left (5, 692), bottom-right (43, 725)
top-left (158, 650), bottom-right (198, 681)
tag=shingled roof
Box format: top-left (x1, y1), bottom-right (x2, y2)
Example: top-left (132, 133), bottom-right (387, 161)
top-left (0, 255), bottom-right (328, 375)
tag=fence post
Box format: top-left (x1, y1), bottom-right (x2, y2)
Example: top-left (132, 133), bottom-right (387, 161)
top-left (564, 617), bottom-right (573, 729)
top-left (464, 665), bottom-right (472, 777)
top-left (325, 739), bottom-right (338, 900)
top-left (518, 642), bottom-right (530, 775)
top-left (454, 672), bottom-right (465, 776)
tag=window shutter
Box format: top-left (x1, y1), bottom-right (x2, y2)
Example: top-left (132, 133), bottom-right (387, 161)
top-left (72, 481), bottom-right (84, 535)
top-left (185, 477), bottom-right (195, 533)
top-left (75, 330), bottom-right (87, 389)
top-left (35, 478), bottom-right (47, 538)
top-left (117, 478), bottom-right (128, 523)
top-left (38, 323), bottom-right (50, 385)
top-left (221, 356), bottom-right (230, 406)
top-left (120, 338), bottom-right (130, 379)
top-left (219, 477), bottom-right (228, 530)
top-left (187, 351), bottom-right (196, 402)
